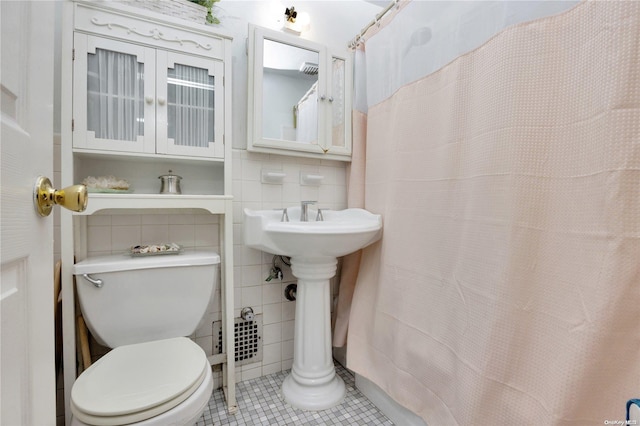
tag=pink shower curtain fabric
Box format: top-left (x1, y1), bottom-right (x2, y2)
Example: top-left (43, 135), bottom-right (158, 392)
top-left (333, 110), bottom-right (367, 347)
top-left (347, 2), bottom-right (640, 424)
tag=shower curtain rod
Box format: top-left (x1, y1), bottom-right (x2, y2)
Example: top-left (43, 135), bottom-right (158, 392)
top-left (348, 0), bottom-right (399, 48)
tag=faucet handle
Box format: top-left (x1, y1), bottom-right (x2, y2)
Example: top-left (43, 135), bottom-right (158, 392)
top-left (274, 208), bottom-right (289, 222)
top-left (316, 208), bottom-right (330, 221)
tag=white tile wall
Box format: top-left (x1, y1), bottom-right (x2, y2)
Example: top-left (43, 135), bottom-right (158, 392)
top-left (83, 209), bottom-right (223, 384)
top-left (86, 212), bottom-right (219, 258)
top-left (229, 149), bottom-right (348, 382)
top-left (79, 148), bottom-right (348, 384)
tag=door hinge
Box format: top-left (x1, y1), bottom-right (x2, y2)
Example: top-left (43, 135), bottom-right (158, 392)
top-left (71, 119), bottom-right (74, 131)
top-left (72, 48), bottom-right (75, 60)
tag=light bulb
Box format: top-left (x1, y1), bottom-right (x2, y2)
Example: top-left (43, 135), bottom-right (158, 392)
top-left (297, 12), bottom-right (310, 32)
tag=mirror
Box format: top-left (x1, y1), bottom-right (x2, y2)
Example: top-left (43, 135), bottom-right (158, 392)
top-left (262, 39), bottom-right (319, 144)
top-left (248, 25), bottom-right (352, 161)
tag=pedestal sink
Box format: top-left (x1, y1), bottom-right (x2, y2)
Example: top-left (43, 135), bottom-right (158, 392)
top-left (243, 205), bottom-right (382, 411)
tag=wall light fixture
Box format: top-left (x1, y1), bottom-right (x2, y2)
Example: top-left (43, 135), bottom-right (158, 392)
top-left (283, 6), bottom-right (310, 35)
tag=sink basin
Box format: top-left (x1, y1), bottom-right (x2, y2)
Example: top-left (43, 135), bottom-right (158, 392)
top-left (243, 206), bottom-right (382, 258)
top-left (243, 206), bottom-right (382, 411)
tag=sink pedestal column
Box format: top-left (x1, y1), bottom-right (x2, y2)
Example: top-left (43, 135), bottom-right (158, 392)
top-left (282, 257), bottom-right (345, 411)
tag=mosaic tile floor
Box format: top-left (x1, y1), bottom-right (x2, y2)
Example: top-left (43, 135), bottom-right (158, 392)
top-left (197, 363), bottom-right (394, 425)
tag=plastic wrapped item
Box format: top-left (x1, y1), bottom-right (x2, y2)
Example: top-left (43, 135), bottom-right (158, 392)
top-left (83, 176), bottom-right (131, 192)
top-left (129, 243), bottom-right (183, 256)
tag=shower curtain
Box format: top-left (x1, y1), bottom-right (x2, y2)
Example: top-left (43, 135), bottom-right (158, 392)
top-left (344, 1), bottom-right (640, 424)
top-left (296, 82), bottom-right (318, 144)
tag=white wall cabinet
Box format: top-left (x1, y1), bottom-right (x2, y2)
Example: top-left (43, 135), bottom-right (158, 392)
top-left (60, 1), bottom-right (237, 423)
top-left (73, 34), bottom-right (225, 159)
top-left (247, 24), bottom-right (353, 161)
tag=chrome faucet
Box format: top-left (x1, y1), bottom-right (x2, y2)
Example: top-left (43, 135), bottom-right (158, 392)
top-left (300, 200), bottom-right (316, 221)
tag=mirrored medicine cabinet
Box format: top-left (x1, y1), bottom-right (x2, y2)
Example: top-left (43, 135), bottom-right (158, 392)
top-left (247, 24), bottom-right (352, 161)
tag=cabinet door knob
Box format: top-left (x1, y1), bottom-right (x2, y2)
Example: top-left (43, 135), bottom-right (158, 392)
top-left (320, 94), bottom-right (326, 101)
top-left (157, 97), bottom-right (166, 106)
top-left (145, 96), bottom-right (154, 104)
top-left (328, 97), bottom-right (334, 102)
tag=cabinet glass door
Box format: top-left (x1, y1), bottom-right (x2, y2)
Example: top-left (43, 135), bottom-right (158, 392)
top-left (327, 55), bottom-right (352, 155)
top-left (156, 52), bottom-right (224, 158)
top-left (73, 35), bottom-right (156, 153)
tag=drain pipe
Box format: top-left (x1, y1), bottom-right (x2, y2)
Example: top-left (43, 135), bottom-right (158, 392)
top-left (284, 283), bottom-right (297, 301)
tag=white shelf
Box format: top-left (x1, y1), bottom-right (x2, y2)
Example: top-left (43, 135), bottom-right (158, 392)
top-left (79, 193), bottom-right (233, 215)
top-left (73, 148), bottom-right (225, 163)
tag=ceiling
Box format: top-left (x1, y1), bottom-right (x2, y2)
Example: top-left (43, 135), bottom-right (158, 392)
top-left (363, 0), bottom-right (390, 8)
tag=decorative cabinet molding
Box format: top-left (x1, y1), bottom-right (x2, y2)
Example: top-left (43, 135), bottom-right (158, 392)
top-left (74, 2), bottom-right (224, 56)
top-left (88, 17), bottom-right (216, 51)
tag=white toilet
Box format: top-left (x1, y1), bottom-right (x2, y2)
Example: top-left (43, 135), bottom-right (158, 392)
top-left (71, 251), bottom-right (220, 426)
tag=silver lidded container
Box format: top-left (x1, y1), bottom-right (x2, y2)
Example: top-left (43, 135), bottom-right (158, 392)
top-left (158, 170), bottom-right (182, 194)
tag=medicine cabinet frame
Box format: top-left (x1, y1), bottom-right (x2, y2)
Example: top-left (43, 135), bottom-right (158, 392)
top-left (247, 24), bottom-right (353, 161)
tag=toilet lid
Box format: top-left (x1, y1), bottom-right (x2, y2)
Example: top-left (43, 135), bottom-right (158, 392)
top-left (71, 337), bottom-right (208, 424)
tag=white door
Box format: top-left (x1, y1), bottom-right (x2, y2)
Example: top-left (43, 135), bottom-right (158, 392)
top-left (1, 1), bottom-right (56, 425)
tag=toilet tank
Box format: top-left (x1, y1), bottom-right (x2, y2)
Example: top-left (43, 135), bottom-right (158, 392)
top-left (73, 251), bottom-right (220, 348)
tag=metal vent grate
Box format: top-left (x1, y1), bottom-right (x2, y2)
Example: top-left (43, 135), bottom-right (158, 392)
top-left (299, 62), bottom-right (319, 75)
top-left (213, 314), bottom-right (263, 366)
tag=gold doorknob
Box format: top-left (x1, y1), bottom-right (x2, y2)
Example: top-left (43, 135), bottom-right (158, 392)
top-left (34, 176), bottom-right (87, 217)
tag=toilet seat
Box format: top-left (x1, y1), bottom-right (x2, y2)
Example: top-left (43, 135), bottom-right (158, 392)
top-left (71, 337), bottom-right (209, 426)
